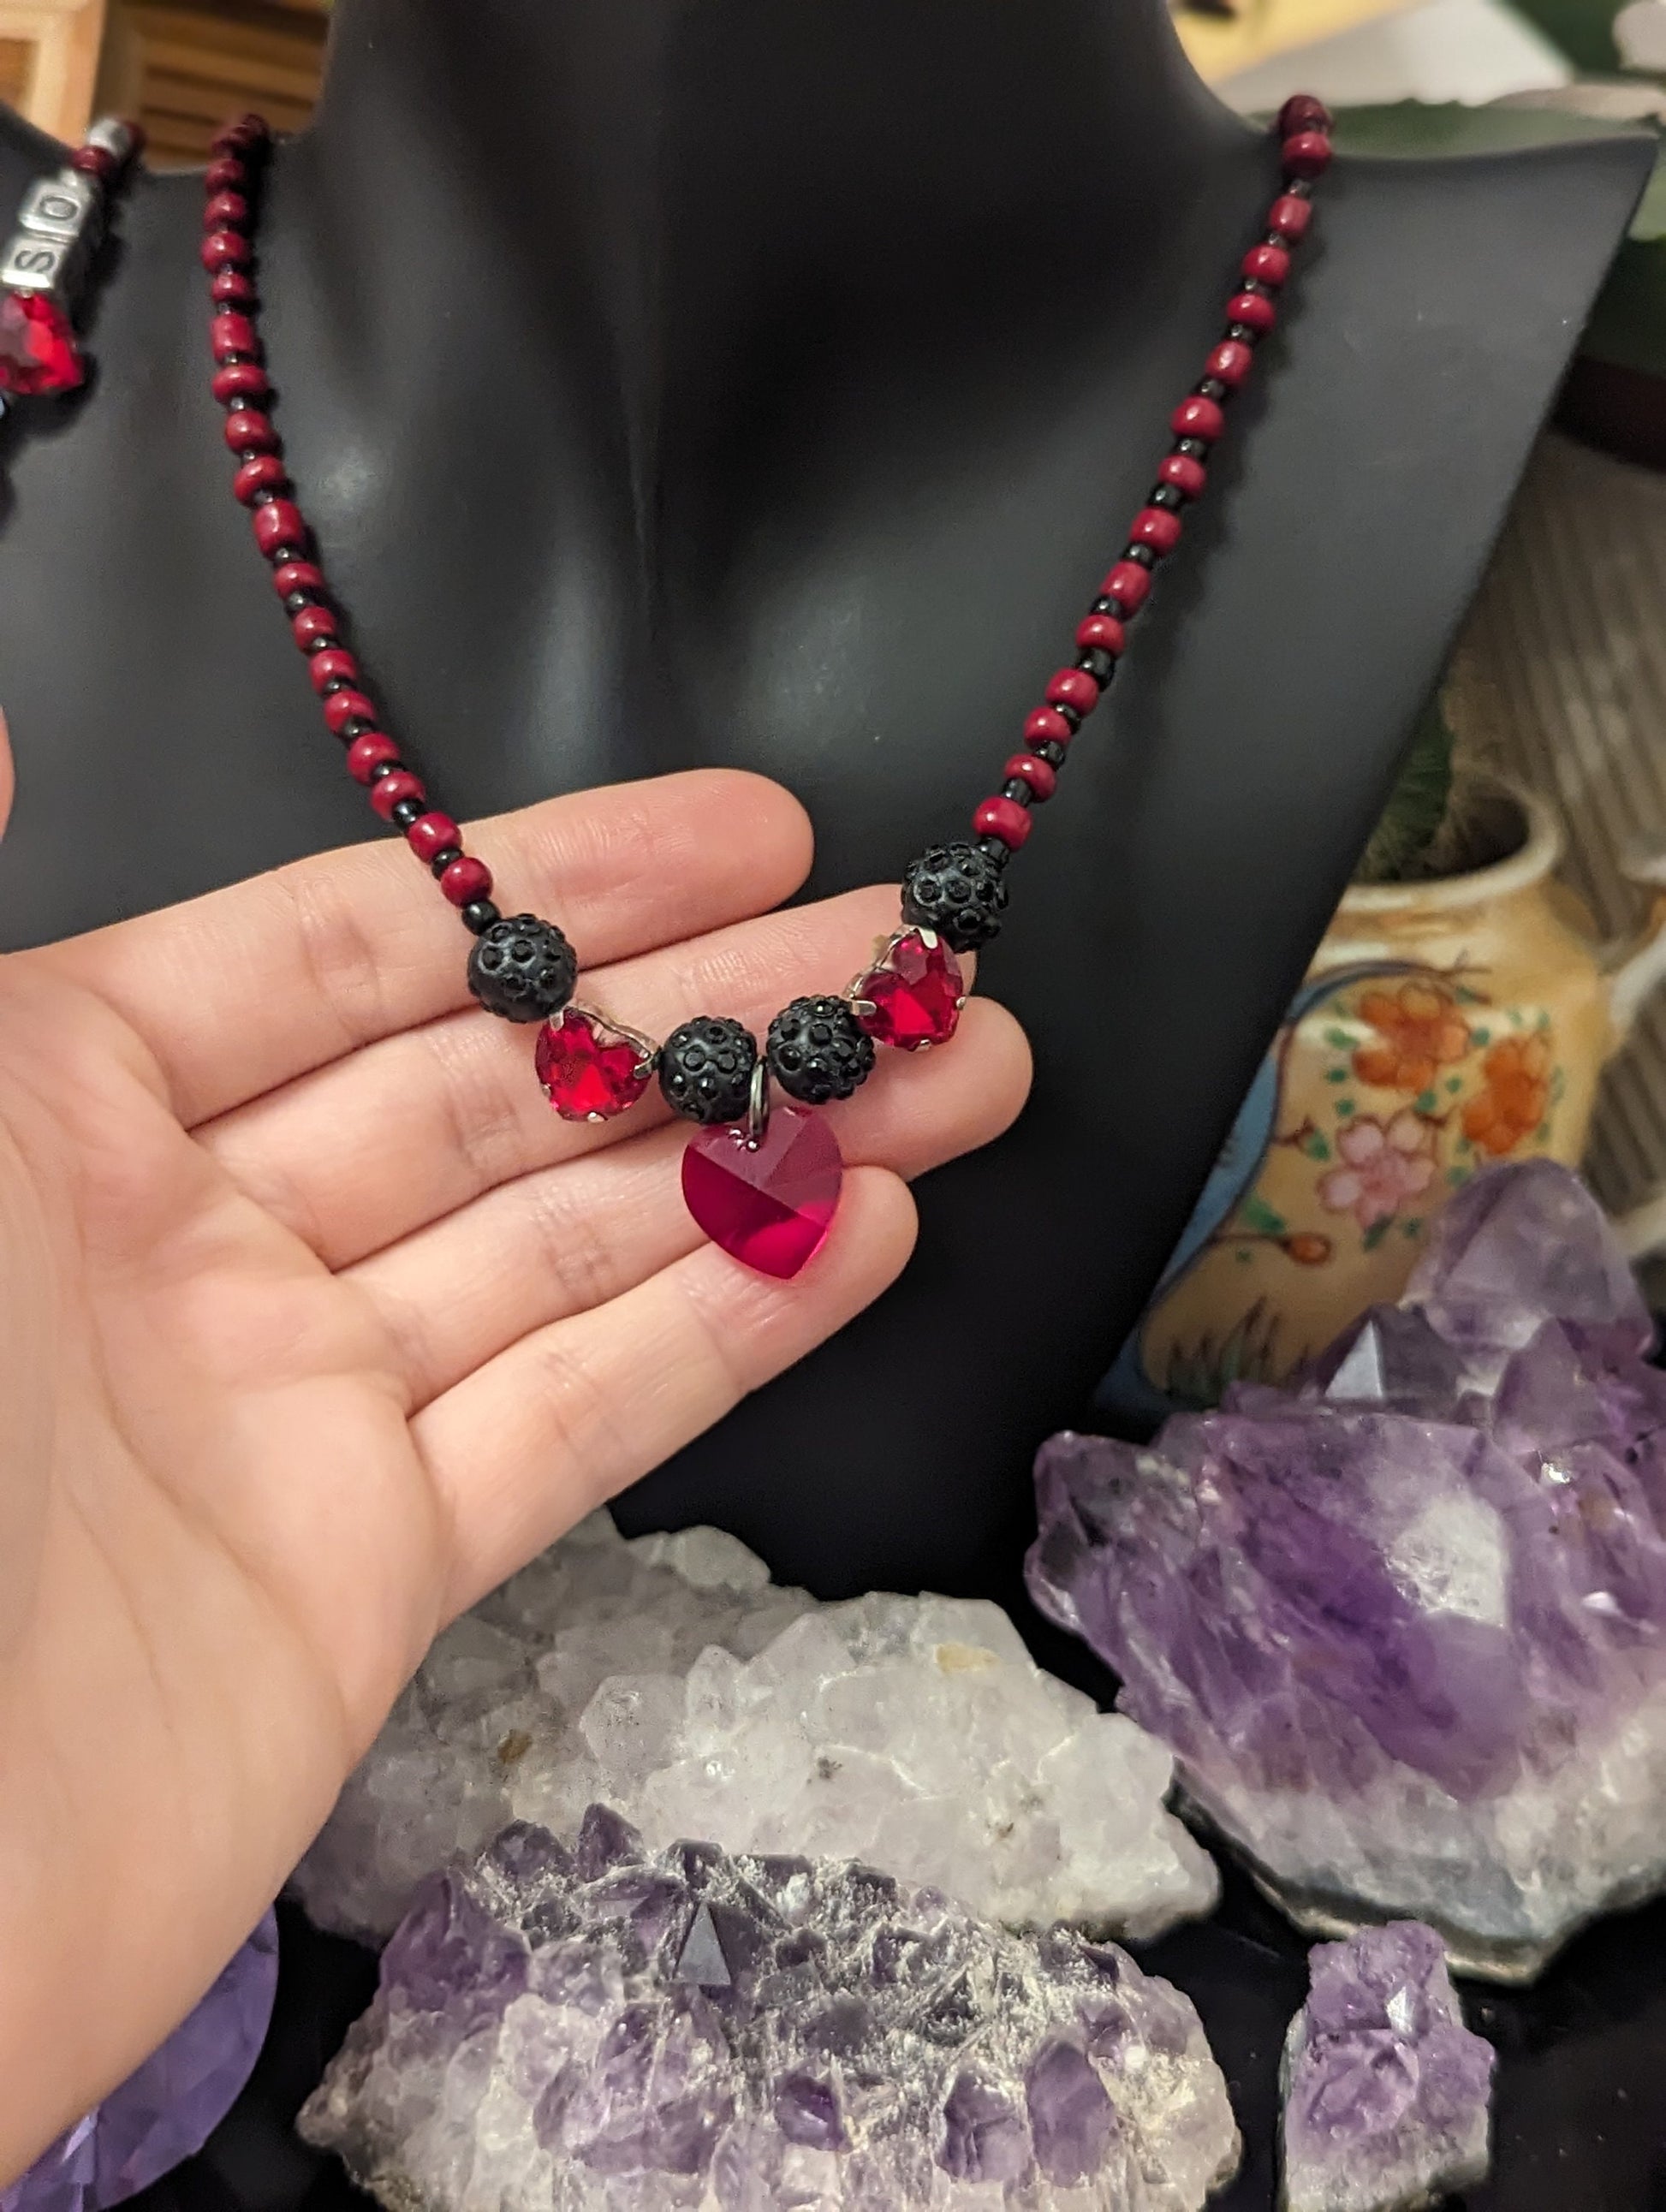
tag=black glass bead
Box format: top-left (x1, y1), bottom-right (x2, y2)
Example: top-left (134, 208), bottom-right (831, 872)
top-left (366, 758), bottom-right (399, 782)
top-left (249, 487), bottom-right (277, 506)
top-left (766, 996), bottom-right (875, 1107)
top-left (659, 1016), bottom-right (757, 1124)
top-left (1001, 778), bottom-right (1033, 805)
top-left (1175, 436), bottom-right (1210, 460)
top-left (429, 847), bottom-right (464, 877)
top-left (1033, 739), bottom-right (1068, 768)
top-left (1054, 700), bottom-right (1082, 734)
top-left (319, 677), bottom-right (347, 696)
top-left (467, 913), bottom-right (579, 1025)
top-left (1238, 278), bottom-right (1270, 299)
top-left (1150, 485), bottom-right (1184, 511)
top-left (975, 835), bottom-right (1011, 864)
top-left (901, 841), bottom-right (1009, 954)
top-left (1123, 544), bottom-right (1157, 570)
top-left (1226, 322), bottom-right (1258, 345)
top-left (339, 717), bottom-right (374, 740)
top-left (461, 899), bottom-right (501, 937)
top-left (1195, 377), bottom-right (1229, 402)
top-left (1090, 595), bottom-right (1121, 617)
top-left (267, 545), bottom-right (303, 566)
top-left (1288, 176), bottom-right (1314, 198)
top-left (1075, 647), bottom-right (1116, 682)
top-left (283, 589), bottom-right (320, 614)
top-left (390, 796), bottom-right (424, 830)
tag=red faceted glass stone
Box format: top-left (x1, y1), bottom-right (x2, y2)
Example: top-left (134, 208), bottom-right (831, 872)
top-left (0, 292), bottom-right (84, 396)
top-left (535, 1008), bottom-right (653, 1121)
top-left (854, 931), bottom-right (966, 1051)
top-left (681, 1104), bottom-right (843, 1280)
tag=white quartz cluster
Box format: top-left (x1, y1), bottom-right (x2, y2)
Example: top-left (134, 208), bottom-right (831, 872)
top-left (291, 1512), bottom-right (1217, 1947)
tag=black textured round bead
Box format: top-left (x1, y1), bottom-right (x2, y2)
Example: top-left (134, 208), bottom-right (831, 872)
top-left (658, 1016), bottom-right (758, 1124)
top-left (467, 913), bottom-right (579, 1025)
top-left (901, 841), bottom-right (1009, 953)
top-left (766, 995), bottom-right (876, 1106)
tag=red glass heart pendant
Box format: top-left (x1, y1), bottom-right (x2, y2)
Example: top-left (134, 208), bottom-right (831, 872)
top-left (681, 1104), bottom-right (843, 1279)
top-left (0, 292), bottom-right (85, 396)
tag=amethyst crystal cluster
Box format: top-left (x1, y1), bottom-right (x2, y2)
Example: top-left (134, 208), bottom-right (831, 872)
top-left (1281, 1923), bottom-right (1494, 2212)
top-left (300, 1806), bottom-right (1241, 2210)
top-left (1, 1912), bottom-right (279, 2212)
top-left (1028, 1161), bottom-right (1666, 1978)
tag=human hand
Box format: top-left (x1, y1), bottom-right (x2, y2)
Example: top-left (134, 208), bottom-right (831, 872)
top-left (0, 734), bottom-right (1030, 2175)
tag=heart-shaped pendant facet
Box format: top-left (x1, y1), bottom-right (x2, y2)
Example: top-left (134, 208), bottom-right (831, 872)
top-left (681, 1104), bottom-right (843, 1279)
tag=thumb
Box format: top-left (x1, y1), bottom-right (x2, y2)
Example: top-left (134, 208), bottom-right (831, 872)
top-left (0, 710), bottom-right (13, 844)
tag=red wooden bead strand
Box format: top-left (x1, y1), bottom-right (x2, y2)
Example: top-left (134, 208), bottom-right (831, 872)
top-left (1004, 752), bottom-right (1058, 802)
top-left (973, 796), bottom-right (1032, 850)
top-left (369, 771), bottom-right (425, 822)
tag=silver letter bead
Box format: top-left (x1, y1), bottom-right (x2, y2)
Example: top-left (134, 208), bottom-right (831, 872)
top-left (0, 232), bottom-right (79, 300)
top-left (18, 170), bottom-right (99, 246)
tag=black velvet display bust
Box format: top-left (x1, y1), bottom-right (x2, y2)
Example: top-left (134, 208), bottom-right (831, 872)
top-left (0, 0), bottom-right (1650, 1608)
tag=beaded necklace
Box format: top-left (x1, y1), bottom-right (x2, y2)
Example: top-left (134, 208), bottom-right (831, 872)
top-left (0, 117), bottom-right (144, 405)
top-left (190, 97), bottom-right (1333, 1280)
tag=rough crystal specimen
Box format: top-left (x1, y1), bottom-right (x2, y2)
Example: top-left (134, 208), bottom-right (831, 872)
top-left (293, 1511), bottom-right (1215, 1948)
top-left (1027, 1160), bottom-right (1666, 1979)
top-left (299, 1809), bottom-right (1240, 2211)
top-left (2, 1912), bottom-right (279, 2212)
top-left (1281, 1922), bottom-right (1494, 2212)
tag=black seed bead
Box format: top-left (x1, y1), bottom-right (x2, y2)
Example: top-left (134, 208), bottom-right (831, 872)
top-left (1001, 779), bottom-right (1032, 804)
top-left (366, 758), bottom-right (401, 782)
top-left (339, 717), bottom-right (374, 739)
top-left (283, 588), bottom-right (321, 614)
top-left (1238, 278), bottom-right (1270, 300)
top-left (659, 1016), bottom-right (757, 1124)
top-left (1226, 322), bottom-right (1258, 345)
top-left (1076, 647), bottom-right (1116, 682)
top-left (1195, 377), bottom-right (1229, 402)
top-left (429, 846), bottom-right (464, 877)
top-left (319, 677), bottom-right (347, 696)
top-left (1175, 436), bottom-right (1210, 459)
top-left (302, 634), bottom-right (330, 654)
top-left (390, 796), bottom-right (424, 830)
top-left (1288, 176), bottom-right (1314, 198)
top-left (267, 544), bottom-right (303, 566)
top-left (901, 841), bottom-right (1009, 953)
top-left (250, 487), bottom-right (277, 506)
top-left (975, 834), bottom-right (1012, 865)
top-left (1090, 595), bottom-right (1121, 617)
top-left (1122, 544), bottom-right (1157, 570)
top-left (1033, 739), bottom-right (1068, 768)
top-left (1264, 232), bottom-right (1288, 250)
top-left (766, 996), bottom-right (875, 1106)
top-left (213, 300), bottom-right (238, 316)
top-left (467, 913), bottom-right (579, 1025)
top-left (461, 898), bottom-right (501, 937)
top-left (1150, 484), bottom-right (1185, 510)
top-left (1054, 700), bottom-right (1082, 734)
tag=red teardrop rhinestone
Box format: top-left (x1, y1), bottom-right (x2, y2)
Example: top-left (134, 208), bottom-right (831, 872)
top-left (681, 1103), bottom-right (843, 1280)
top-left (855, 932), bottom-right (967, 1051)
top-left (536, 1008), bottom-right (656, 1122)
top-left (0, 292), bottom-right (85, 396)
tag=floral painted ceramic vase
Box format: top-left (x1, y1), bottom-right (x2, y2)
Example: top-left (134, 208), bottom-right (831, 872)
top-left (1100, 784), bottom-right (1666, 1420)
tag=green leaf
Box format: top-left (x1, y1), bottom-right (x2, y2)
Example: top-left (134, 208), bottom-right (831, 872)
top-left (1447, 1165), bottom-right (1470, 1186)
top-left (1362, 1219), bottom-right (1392, 1252)
top-left (1337, 1099), bottom-right (1355, 1117)
top-left (1306, 1133), bottom-right (1331, 1162)
top-left (1241, 1194), bottom-right (1287, 1239)
top-left (1325, 1067), bottom-right (1348, 1085)
top-left (1415, 1089), bottom-right (1437, 1115)
top-left (1472, 1026), bottom-right (1490, 1046)
top-left (1401, 1216), bottom-right (1424, 1238)
top-left (1445, 1075), bottom-right (1463, 1094)
top-left (1455, 984), bottom-right (1486, 1006)
top-left (1323, 1026), bottom-right (1356, 1050)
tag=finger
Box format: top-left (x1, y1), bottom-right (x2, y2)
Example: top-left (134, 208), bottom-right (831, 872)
top-left (202, 883), bottom-right (959, 1268)
top-left (349, 996), bottom-right (1028, 1406)
top-left (414, 1166), bottom-right (918, 1616)
top-left (34, 771), bottom-right (812, 1127)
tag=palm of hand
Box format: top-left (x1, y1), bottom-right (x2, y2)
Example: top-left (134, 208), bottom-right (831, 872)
top-left (0, 764), bottom-right (1027, 2175)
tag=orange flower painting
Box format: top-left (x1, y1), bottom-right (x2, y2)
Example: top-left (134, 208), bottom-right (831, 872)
top-left (1461, 1032), bottom-right (1552, 1157)
top-left (1352, 982), bottom-right (1471, 1095)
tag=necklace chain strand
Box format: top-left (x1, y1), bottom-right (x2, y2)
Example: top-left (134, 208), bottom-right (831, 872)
top-left (199, 98), bottom-right (1333, 1276)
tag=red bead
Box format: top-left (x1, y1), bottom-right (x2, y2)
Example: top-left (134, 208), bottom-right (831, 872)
top-left (224, 407), bottom-right (278, 454)
top-left (308, 648), bottom-right (358, 693)
top-left (204, 156), bottom-right (246, 192)
top-left (1158, 453), bottom-right (1208, 498)
top-left (1269, 194), bottom-right (1312, 243)
top-left (211, 115), bottom-right (268, 155)
top-left (204, 191), bottom-right (249, 231)
top-left (272, 558), bottom-right (325, 598)
top-left (1226, 290), bottom-right (1276, 335)
top-left (323, 687), bottom-right (378, 735)
top-left (1170, 395), bottom-right (1225, 443)
top-left (537, 1008), bottom-right (657, 1121)
top-left (973, 795), bottom-right (1032, 850)
top-left (1278, 92), bottom-right (1333, 136)
top-left (1101, 559), bottom-right (1153, 614)
top-left (253, 498), bottom-right (306, 555)
top-left (1075, 612), bottom-right (1127, 657)
top-left (369, 770), bottom-right (425, 821)
top-left (347, 733), bottom-right (400, 784)
top-left (71, 145), bottom-right (116, 181)
top-left (0, 292), bottom-right (84, 396)
top-left (1024, 706), bottom-right (1074, 750)
top-left (441, 856), bottom-right (492, 907)
top-left (1045, 668), bottom-right (1100, 717)
top-left (200, 229), bottom-right (251, 272)
top-left (1242, 242), bottom-right (1291, 288)
top-left (853, 932), bottom-right (966, 1052)
top-left (291, 605), bottom-right (337, 650)
top-left (211, 361), bottom-right (270, 404)
top-left (407, 811), bottom-right (461, 863)
top-left (1206, 340), bottom-right (1253, 389)
top-left (234, 455), bottom-right (289, 503)
top-left (122, 119), bottom-right (147, 157)
top-left (1131, 505), bottom-right (1182, 553)
top-left (1004, 752), bottom-right (1057, 802)
top-left (211, 269), bottom-right (256, 306)
top-left (1282, 131), bottom-right (1332, 180)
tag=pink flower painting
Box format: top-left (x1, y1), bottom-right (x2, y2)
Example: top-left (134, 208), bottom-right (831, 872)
top-left (1318, 1110), bottom-right (1437, 1231)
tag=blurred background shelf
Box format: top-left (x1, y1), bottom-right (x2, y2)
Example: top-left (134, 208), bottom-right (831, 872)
top-left (92, 0), bottom-right (324, 165)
